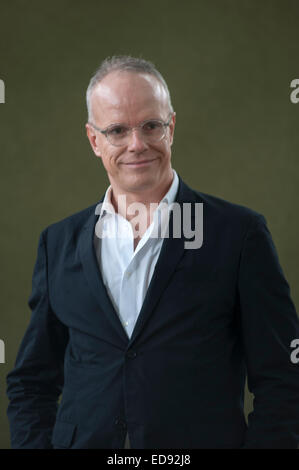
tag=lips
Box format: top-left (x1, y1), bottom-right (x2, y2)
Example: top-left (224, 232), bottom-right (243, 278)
top-left (122, 158), bottom-right (157, 166)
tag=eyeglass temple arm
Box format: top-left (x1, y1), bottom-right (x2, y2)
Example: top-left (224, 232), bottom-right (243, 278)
top-left (89, 122), bottom-right (107, 135)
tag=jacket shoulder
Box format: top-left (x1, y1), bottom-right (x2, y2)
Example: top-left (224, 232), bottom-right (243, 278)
top-left (196, 189), bottom-right (261, 213)
top-left (178, 178), bottom-right (264, 222)
top-left (191, 188), bottom-right (266, 230)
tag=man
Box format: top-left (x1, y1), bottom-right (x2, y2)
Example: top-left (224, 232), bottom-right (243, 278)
top-left (6, 56), bottom-right (299, 449)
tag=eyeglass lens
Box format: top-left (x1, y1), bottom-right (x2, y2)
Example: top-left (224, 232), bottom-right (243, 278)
top-left (107, 120), bottom-right (166, 145)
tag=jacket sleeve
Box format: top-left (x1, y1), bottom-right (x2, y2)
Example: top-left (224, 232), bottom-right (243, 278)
top-left (6, 229), bottom-right (69, 449)
top-left (238, 215), bottom-right (299, 448)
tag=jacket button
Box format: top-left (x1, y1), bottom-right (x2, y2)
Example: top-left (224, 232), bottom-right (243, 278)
top-left (115, 418), bottom-right (126, 429)
top-left (126, 350), bottom-right (137, 359)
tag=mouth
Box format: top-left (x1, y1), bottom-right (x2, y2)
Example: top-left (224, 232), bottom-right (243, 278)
top-left (122, 158), bottom-right (157, 168)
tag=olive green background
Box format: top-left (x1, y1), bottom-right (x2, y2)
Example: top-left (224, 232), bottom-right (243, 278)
top-left (0, 0), bottom-right (298, 449)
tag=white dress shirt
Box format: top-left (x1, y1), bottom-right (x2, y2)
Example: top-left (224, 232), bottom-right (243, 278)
top-left (93, 169), bottom-right (179, 339)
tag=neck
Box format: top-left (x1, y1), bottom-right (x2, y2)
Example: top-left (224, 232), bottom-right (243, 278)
top-left (110, 171), bottom-right (174, 222)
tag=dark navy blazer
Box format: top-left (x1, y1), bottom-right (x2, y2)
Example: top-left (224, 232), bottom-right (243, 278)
top-left (6, 177), bottom-right (299, 448)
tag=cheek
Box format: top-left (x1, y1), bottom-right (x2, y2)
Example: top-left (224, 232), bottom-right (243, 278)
top-left (151, 139), bottom-right (171, 157)
top-left (101, 149), bottom-right (122, 172)
top-left (159, 142), bottom-right (172, 161)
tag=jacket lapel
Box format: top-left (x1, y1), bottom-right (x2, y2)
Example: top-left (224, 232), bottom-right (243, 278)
top-left (128, 177), bottom-right (199, 346)
top-left (78, 209), bottom-right (129, 345)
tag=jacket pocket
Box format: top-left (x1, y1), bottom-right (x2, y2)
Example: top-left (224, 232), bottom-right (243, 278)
top-left (51, 420), bottom-right (76, 449)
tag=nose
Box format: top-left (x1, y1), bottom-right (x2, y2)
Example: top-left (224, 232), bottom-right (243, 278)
top-left (127, 128), bottom-right (148, 152)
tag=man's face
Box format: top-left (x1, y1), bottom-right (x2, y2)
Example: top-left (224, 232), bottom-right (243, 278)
top-left (86, 71), bottom-right (176, 197)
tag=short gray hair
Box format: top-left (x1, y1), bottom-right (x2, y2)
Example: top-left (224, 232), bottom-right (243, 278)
top-left (86, 55), bottom-right (173, 122)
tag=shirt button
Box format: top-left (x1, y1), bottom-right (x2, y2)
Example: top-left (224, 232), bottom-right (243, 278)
top-left (126, 271), bottom-right (131, 278)
top-left (115, 418), bottom-right (126, 429)
top-left (126, 350), bottom-right (137, 359)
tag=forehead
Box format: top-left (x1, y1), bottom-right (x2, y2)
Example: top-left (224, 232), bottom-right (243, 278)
top-left (90, 71), bottom-right (169, 124)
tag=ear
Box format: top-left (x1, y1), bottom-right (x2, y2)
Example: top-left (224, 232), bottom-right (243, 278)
top-left (169, 112), bottom-right (176, 146)
top-left (85, 123), bottom-right (102, 158)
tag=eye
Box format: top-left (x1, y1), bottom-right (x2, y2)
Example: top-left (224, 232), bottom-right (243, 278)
top-left (142, 120), bottom-right (162, 132)
top-left (108, 126), bottom-right (128, 137)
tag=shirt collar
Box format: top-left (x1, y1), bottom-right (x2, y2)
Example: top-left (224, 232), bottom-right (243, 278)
top-left (160, 168), bottom-right (179, 206)
top-left (95, 185), bottom-right (115, 218)
top-left (95, 169), bottom-right (179, 218)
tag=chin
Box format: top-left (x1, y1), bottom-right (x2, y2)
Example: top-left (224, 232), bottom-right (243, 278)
top-left (126, 175), bottom-right (157, 192)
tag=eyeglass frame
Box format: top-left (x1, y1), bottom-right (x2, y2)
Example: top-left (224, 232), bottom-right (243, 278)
top-left (88, 113), bottom-right (174, 147)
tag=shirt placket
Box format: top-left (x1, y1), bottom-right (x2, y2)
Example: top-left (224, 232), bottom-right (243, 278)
top-left (118, 217), bottom-right (156, 338)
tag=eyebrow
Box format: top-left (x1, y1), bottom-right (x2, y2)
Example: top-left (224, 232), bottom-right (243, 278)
top-left (106, 118), bottom-right (162, 128)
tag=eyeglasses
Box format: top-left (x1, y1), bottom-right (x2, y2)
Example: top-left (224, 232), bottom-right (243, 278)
top-left (88, 114), bottom-right (173, 147)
